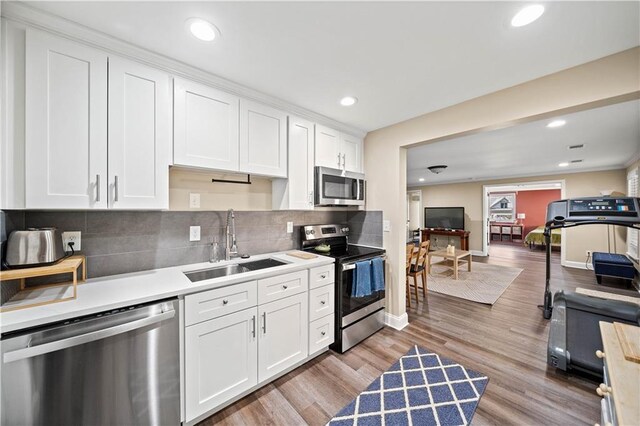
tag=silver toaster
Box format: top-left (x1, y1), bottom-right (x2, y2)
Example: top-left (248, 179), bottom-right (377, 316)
top-left (5, 228), bottom-right (66, 268)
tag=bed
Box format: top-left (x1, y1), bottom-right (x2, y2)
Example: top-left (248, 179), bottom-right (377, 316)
top-left (524, 226), bottom-right (562, 248)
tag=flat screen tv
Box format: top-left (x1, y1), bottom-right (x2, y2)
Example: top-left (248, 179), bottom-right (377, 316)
top-left (424, 207), bottom-right (465, 230)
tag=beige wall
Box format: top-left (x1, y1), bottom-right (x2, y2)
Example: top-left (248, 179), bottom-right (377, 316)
top-left (418, 169), bottom-right (628, 263)
top-left (364, 47), bottom-right (640, 319)
top-left (169, 168), bottom-right (272, 211)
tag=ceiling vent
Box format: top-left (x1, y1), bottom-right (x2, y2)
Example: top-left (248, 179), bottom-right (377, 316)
top-left (570, 159), bottom-right (583, 163)
top-left (568, 144), bottom-right (584, 150)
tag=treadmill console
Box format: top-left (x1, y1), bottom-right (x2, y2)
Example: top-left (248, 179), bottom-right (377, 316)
top-left (569, 198), bottom-right (637, 216)
top-left (546, 197), bottom-right (640, 223)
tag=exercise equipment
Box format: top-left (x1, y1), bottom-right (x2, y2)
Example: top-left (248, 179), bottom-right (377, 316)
top-left (541, 197), bottom-right (640, 319)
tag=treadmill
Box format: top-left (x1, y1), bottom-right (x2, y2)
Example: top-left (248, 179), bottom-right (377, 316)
top-left (542, 197), bottom-right (640, 375)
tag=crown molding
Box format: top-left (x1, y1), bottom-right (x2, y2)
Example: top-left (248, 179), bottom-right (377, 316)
top-left (624, 152), bottom-right (640, 168)
top-left (1, 2), bottom-right (367, 138)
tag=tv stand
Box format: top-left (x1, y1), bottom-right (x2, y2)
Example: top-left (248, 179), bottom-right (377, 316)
top-left (421, 228), bottom-right (470, 251)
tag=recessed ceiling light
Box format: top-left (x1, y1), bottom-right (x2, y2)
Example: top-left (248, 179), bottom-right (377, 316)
top-left (186, 18), bottom-right (219, 42)
top-left (547, 119), bottom-right (566, 128)
top-left (418, 178), bottom-right (425, 182)
top-left (558, 162), bottom-right (569, 167)
top-left (511, 4), bottom-right (545, 27)
top-left (340, 96), bottom-right (358, 107)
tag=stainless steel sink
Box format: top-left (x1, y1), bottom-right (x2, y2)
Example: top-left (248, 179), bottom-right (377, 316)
top-left (184, 258), bottom-right (288, 283)
top-left (185, 264), bottom-right (249, 282)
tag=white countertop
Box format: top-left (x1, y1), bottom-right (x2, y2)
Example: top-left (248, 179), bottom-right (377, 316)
top-left (0, 251), bottom-right (334, 334)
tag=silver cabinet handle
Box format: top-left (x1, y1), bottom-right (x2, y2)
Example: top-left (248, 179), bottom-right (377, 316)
top-left (282, 285), bottom-right (288, 290)
top-left (222, 299), bottom-right (229, 305)
top-left (309, 191), bottom-right (314, 205)
top-left (342, 153), bottom-right (346, 170)
top-left (4, 308), bottom-right (175, 363)
top-left (251, 315), bottom-right (256, 338)
top-left (262, 312), bottom-right (267, 334)
top-left (114, 175), bottom-right (119, 202)
top-left (320, 274), bottom-right (327, 279)
top-left (337, 153), bottom-right (341, 168)
top-left (321, 331), bottom-right (326, 336)
top-left (320, 300), bottom-right (326, 305)
top-left (96, 174), bottom-right (101, 202)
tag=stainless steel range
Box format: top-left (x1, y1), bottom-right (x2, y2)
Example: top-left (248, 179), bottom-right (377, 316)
top-left (301, 224), bottom-right (386, 353)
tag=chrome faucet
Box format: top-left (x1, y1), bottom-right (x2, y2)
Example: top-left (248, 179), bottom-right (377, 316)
top-left (225, 209), bottom-right (239, 260)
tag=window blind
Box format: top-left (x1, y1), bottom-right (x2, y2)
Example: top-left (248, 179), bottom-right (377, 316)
top-left (628, 167), bottom-right (639, 261)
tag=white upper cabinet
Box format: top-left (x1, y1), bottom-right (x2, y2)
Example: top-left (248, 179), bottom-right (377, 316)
top-left (108, 57), bottom-right (172, 209)
top-left (314, 125), bottom-right (341, 170)
top-left (339, 133), bottom-right (363, 173)
top-left (239, 100), bottom-right (287, 177)
top-left (174, 78), bottom-right (240, 171)
top-left (25, 29), bottom-right (108, 209)
top-left (272, 116), bottom-right (315, 210)
top-left (315, 124), bottom-right (363, 173)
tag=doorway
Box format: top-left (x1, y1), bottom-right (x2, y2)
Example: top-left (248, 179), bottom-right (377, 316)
top-left (407, 190), bottom-right (422, 243)
top-left (482, 180), bottom-right (567, 264)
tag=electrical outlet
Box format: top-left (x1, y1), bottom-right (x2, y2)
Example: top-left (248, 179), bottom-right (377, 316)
top-left (286, 221), bottom-right (294, 233)
top-left (189, 226), bottom-right (201, 242)
top-left (62, 231), bottom-right (82, 252)
top-left (383, 220), bottom-right (391, 232)
top-left (189, 193), bottom-right (201, 209)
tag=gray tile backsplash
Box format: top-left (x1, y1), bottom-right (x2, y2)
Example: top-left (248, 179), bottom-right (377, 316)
top-left (0, 209), bottom-right (383, 288)
top-left (347, 210), bottom-right (383, 248)
top-left (1, 210), bottom-right (350, 279)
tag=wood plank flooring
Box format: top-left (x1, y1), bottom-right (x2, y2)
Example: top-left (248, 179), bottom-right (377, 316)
top-left (199, 245), bottom-right (639, 425)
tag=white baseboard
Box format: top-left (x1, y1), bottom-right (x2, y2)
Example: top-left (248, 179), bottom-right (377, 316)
top-left (384, 312), bottom-right (409, 330)
top-left (471, 250), bottom-right (485, 257)
top-left (563, 260), bottom-right (589, 270)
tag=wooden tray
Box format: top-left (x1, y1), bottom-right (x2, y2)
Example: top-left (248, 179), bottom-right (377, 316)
top-left (614, 322), bottom-right (640, 364)
top-left (0, 255), bottom-right (86, 312)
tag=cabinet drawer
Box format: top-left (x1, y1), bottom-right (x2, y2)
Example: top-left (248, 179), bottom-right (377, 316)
top-left (309, 264), bottom-right (335, 289)
top-left (309, 284), bottom-right (335, 322)
top-left (490, 226), bottom-right (501, 234)
top-left (512, 226), bottom-right (523, 236)
top-left (185, 281), bottom-right (257, 326)
top-left (258, 270), bottom-right (308, 304)
top-left (501, 226), bottom-right (512, 233)
top-left (309, 314), bottom-right (335, 354)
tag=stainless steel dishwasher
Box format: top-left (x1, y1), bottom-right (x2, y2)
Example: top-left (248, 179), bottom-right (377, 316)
top-left (1, 299), bottom-right (180, 426)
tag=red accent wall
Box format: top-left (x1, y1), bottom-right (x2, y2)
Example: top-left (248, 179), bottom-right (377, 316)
top-left (517, 189), bottom-right (562, 235)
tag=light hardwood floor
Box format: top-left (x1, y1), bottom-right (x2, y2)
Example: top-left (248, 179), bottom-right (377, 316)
top-left (200, 244), bottom-right (639, 425)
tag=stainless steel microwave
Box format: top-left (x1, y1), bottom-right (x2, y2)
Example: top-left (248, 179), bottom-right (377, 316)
top-left (314, 166), bottom-right (365, 206)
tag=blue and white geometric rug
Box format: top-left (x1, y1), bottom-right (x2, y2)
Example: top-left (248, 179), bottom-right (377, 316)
top-left (328, 346), bottom-right (489, 426)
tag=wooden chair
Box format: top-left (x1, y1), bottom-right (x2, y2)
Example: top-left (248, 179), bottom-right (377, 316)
top-left (406, 244), bottom-right (416, 307)
top-left (409, 241), bottom-right (430, 299)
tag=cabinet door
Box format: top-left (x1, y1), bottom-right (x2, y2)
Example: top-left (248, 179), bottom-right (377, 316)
top-left (174, 78), bottom-right (239, 171)
top-left (25, 29), bottom-right (108, 208)
top-left (258, 293), bottom-right (308, 382)
top-left (340, 133), bottom-right (363, 173)
top-left (285, 116), bottom-right (315, 209)
top-left (108, 57), bottom-right (171, 209)
top-left (239, 100), bottom-right (287, 177)
top-left (314, 125), bottom-right (341, 169)
top-left (185, 308), bottom-right (258, 422)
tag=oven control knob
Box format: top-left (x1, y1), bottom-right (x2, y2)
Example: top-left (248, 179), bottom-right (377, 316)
top-left (341, 227), bottom-right (349, 233)
top-left (310, 230), bottom-right (315, 235)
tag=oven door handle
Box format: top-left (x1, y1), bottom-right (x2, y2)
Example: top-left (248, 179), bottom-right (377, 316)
top-left (342, 255), bottom-right (386, 272)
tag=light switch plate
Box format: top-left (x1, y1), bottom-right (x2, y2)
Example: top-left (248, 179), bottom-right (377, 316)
top-left (189, 193), bottom-right (201, 209)
top-left (383, 220), bottom-right (391, 232)
top-left (62, 231), bottom-right (81, 251)
top-left (189, 226), bottom-right (201, 242)
top-left (287, 221), bottom-right (294, 233)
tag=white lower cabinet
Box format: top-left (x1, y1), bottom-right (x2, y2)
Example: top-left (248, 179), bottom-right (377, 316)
top-left (185, 307), bottom-right (258, 422)
top-left (184, 267), bottom-right (332, 423)
top-left (258, 292), bottom-right (309, 382)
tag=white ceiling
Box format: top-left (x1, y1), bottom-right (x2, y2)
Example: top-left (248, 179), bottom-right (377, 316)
top-left (407, 99), bottom-right (640, 186)
top-left (19, 1), bottom-right (640, 132)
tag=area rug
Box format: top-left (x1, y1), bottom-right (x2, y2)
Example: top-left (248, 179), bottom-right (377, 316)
top-left (427, 260), bottom-right (522, 305)
top-left (328, 346), bottom-right (488, 426)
